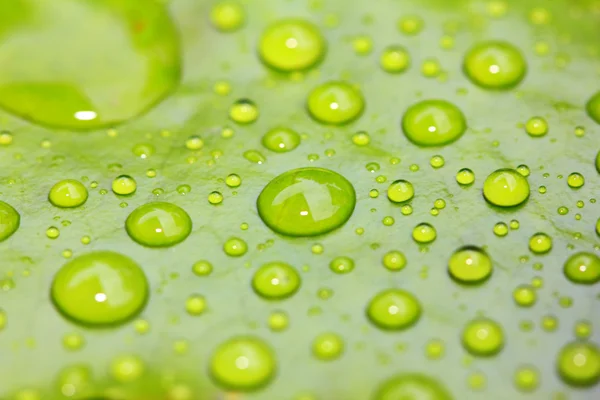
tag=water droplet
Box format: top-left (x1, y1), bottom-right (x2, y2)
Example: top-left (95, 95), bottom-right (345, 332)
top-left (62, 332), bottom-right (85, 351)
top-left (366, 289), bottom-right (421, 330)
top-left (382, 250), bottom-right (406, 271)
top-left (567, 172), bottom-right (585, 189)
top-left (397, 15), bottom-right (424, 35)
top-left (46, 226), bottom-right (60, 239)
top-left (132, 143), bottom-right (155, 159)
top-left (192, 260), bottom-right (213, 277)
top-left (516, 164), bottom-right (530, 177)
top-left (402, 100), bottom-right (466, 146)
top-left (125, 202), bottom-right (192, 247)
top-left (210, 1), bottom-right (245, 32)
top-left (574, 320), bottom-right (592, 339)
top-left (529, 233), bottom-right (552, 254)
top-left (369, 189), bottom-right (379, 198)
top-left (461, 318), bottom-right (504, 357)
top-left (56, 364), bottom-right (91, 397)
top-left (185, 294), bottom-right (207, 316)
top-left (112, 175), bottom-right (137, 196)
top-left (380, 46), bottom-right (410, 73)
top-left (373, 374), bottom-right (452, 400)
top-left (587, 91), bottom-right (600, 124)
top-left (230, 99), bottom-right (259, 124)
top-left (134, 319), bottom-right (150, 334)
top-left (208, 191), bottom-right (224, 205)
top-left (311, 243), bottom-right (324, 254)
top-left (48, 179), bottom-right (88, 208)
top-left (430, 155), bottom-right (445, 168)
top-left (352, 36), bottom-right (373, 55)
top-left (513, 285), bottom-right (537, 307)
top-left (525, 117), bottom-right (548, 137)
top-left (366, 162), bottom-right (380, 172)
top-left (557, 341), bottom-right (600, 387)
top-left (0, 1), bottom-right (180, 129)
top-left (563, 252), bottom-right (600, 284)
top-left (262, 127), bottom-right (301, 152)
top-left (382, 216), bottom-right (395, 226)
top-left (0, 201), bottom-right (20, 242)
top-left (387, 180), bottom-right (414, 203)
top-left (434, 199), bottom-right (446, 209)
top-left (243, 149), bottom-right (266, 164)
top-left (513, 365), bottom-right (540, 393)
top-left (0, 308), bottom-right (6, 331)
top-left (401, 205), bottom-right (413, 215)
top-left (209, 336), bottom-right (277, 391)
top-left (510, 219), bottom-right (520, 229)
top-left (312, 333), bottom-right (344, 361)
top-left (51, 251), bottom-right (148, 326)
top-left (252, 262), bottom-right (301, 300)
top-left (456, 168), bottom-right (475, 185)
top-left (463, 41), bottom-right (527, 89)
top-left (0, 130), bottom-right (13, 145)
top-left (259, 19), bottom-right (325, 72)
top-left (542, 314), bottom-right (559, 332)
top-left (448, 246), bottom-right (493, 284)
top-left (257, 167), bottom-right (356, 237)
top-left (223, 237), bottom-right (248, 257)
top-left (110, 355), bottom-right (145, 383)
top-left (266, 310), bottom-right (289, 332)
top-left (483, 169), bottom-right (530, 207)
top-left (412, 223), bottom-right (436, 244)
top-left (307, 81), bottom-right (364, 125)
top-left (185, 135), bottom-right (204, 150)
top-left (352, 131), bottom-right (370, 146)
top-left (329, 256), bottom-right (354, 274)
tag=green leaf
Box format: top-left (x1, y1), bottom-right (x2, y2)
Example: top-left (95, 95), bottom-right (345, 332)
top-left (0, 0), bottom-right (599, 399)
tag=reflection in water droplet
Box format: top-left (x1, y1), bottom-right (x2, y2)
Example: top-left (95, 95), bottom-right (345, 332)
top-left (483, 169), bottom-right (530, 207)
top-left (49, 179), bottom-right (88, 208)
top-left (462, 318), bottom-right (504, 357)
top-left (556, 341), bottom-right (600, 387)
top-left (252, 262), bottom-right (301, 300)
top-left (463, 41), bottom-right (527, 90)
top-left (125, 202), bottom-right (192, 247)
top-left (0, 0), bottom-right (180, 129)
top-left (209, 336), bottom-right (277, 391)
top-left (312, 332), bottom-right (344, 361)
top-left (402, 100), bottom-right (466, 146)
top-left (563, 252), bottom-right (600, 284)
top-left (448, 246), bottom-right (492, 284)
top-left (307, 82), bottom-right (364, 125)
top-left (51, 251), bottom-right (148, 326)
top-left (366, 289), bottom-right (421, 330)
top-left (257, 167), bottom-right (356, 237)
top-left (262, 127), bottom-right (301, 152)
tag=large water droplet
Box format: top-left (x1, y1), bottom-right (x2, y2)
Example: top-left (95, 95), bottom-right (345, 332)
top-left (125, 202), bottom-right (192, 247)
top-left (258, 19), bottom-right (325, 72)
top-left (0, 200), bottom-right (20, 242)
top-left (257, 167), bottom-right (356, 236)
top-left (563, 252), bottom-right (600, 284)
top-left (252, 262), bottom-right (301, 300)
top-left (448, 246), bottom-right (492, 284)
top-left (50, 251), bottom-right (148, 326)
top-left (402, 100), bottom-right (466, 146)
top-left (366, 289), bottom-right (421, 330)
top-left (48, 179), bottom-right (88, 208)
top-left (483, 169), bottom-right (530, 207)
top-left (0, 0), bottom-right (180, 130)
top-left (306, 82), bottom-right (364, 125)
top-left (556, 341), bottom-right (600, 387)
top-left (463, 41), bottom-right (527, 90)
top-left (209, 336), bottom-right (277, 391)
top-left (373, 374), bottom-right (453, 400)
top-left (461, 317), bottom-right (504, 357)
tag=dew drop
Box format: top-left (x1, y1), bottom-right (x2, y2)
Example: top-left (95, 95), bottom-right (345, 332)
top-left (307, 81), bottom-right (364, 125)
top-left (177, 184), bottom-right (191, 195)
top-left (352, 131), bottom-right (370, 146)
top-left (112, 175), bottom-right (137, 196)
top-left (185, 135), bottom-right (204, 150)
top-left (226, 174), bottom-right (242, 188)
top-left (525, 117), bottom-right (548, 137)
top-left (257, 167), bottom-right (356, 237)
top-left (210, 1), bottom-right (245, 32)
top-left (110, 355), bottom-right (145, 383)
top-left (366, 289), bottom-right (421, 330)
top-left (382, 250), bottom-right (406, 271)
top-left (557, 341), bottom-right (600, 387)
top-left (373, 374), bottom-right (453, 400)
top-left (483, 169), bottom-right (530, 207)
top-left (514, 365), bottom-right (540, 393)
top-left (567, 172), bottom-right (585, 189)
top-left (62, 332), bottom-right (85, 351)
top-left (461, 318), bottom-right (504, 357)
top-left (587, 91), bottom-right (600, 124)
top-left (268, 310), bottom-right (289, 332)
top-left (412, 223), bottom-right (436, 244)
top-left (513, 285), bottom-right (537, 307)
top-left (563, 252), bottom-right (600, 284)
top-left (208, 191), bottom-right (224, 205)
top-left (252, 262), bottom-right (301, 300)
top-left (387, 180), bottom-right (414, 203)
top-left (397, 15), bottom-right (424, 35)
top-left (185, 294), bottom-right (207, 316)
top-left (463, 41), bottom-right (527, 90)
top-left (529, 232), bottom-right (552, 254)
top-left (223, 237), bottom-right (248, 257)
top-left (46, 226), bottom-right (60, 239)
top-left (312, 333), bottom-right (344, 361)
top-left (48, 179), bottom-right (88, 208)
top-left (192, 260), bottom-right (213, 276)
top-left (258, 19), bottom-right (325, 72)
top-left (51, 251), bottom-right (148, 326)
top-left (132, 143), bottom-right (155, 159)
top-left (125, 202), bottom-right (192, 247)
top-left (329, 256), bottom-right (354, 274)
top-left (402, 99), bottom-right (466, 146)
top-left (0, 0), bottom-right (181, 130)
top-left (456, 168), bottom-right (475, 185)
top-left (380, 46), bottom-right (410, 73)
top-left (430, 155), bottom-right (445, 168)
top-left (209, 336), bottom-right (277, 391)
top-left (230, 99), bottom-right (259, 124)
top-left (0, 201), bottom-right (20, 242)
top-left (243, 150), bottom-right (266, 164)
top-left (262, 127), bottom-right (301, 152)
top-left (448, 246), bottom-right (493, 284)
